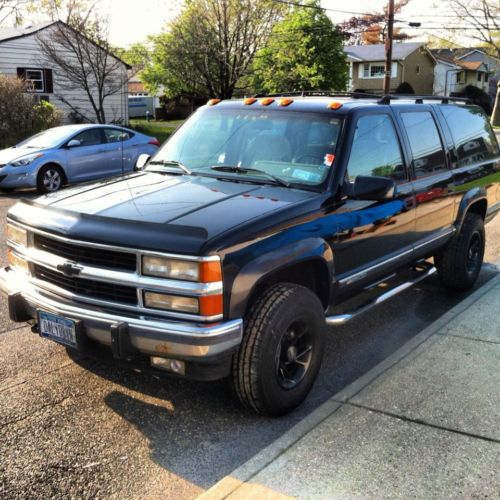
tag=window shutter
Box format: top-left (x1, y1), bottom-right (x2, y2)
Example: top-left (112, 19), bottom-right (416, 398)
top-left (43, 69), bottom-right (53, 93)
top-left (16, 68), bottom-right (26, 80)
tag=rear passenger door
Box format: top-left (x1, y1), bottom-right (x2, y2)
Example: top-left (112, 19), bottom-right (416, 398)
top-left (397, 109), bottom-right (455, 252)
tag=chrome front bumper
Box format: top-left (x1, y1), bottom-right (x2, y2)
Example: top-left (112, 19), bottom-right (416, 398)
top-left (0, 266), bottom-right (243, 362)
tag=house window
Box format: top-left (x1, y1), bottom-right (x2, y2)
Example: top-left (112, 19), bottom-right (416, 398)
top-left (360, 62), bottom-right (397, 79)
top-left (477, 72), bottom-right (482, 82)
top-left (485, 73), bottom-right (489, 82)
top-left (416, 64), bottom-right (420, 74)
top-left (16, 68), bottom-right (53, 93)
top-left (456, 71), bottom-right (465, 84)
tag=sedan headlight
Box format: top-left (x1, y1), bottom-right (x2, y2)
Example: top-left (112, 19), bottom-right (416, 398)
top-left (142, 256), bottom-right (221, 282)
top-left (6, 223), bottom-right (28, 247)
top-left (10, 153), bottom-right (44, 167)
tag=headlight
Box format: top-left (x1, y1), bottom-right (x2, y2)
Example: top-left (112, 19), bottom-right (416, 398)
top-left (10, 153), bottom-right (44, 167)
top-left (142, 256), bottom-right (221, 282)
top-left (144, 291), bottom-right (223, 316)
top-left (144, 292), bottom-right (199, 313)
top-left (7, 249), bottom-right (29, 274)
top-left (6, 223), bottom-right (28, 247)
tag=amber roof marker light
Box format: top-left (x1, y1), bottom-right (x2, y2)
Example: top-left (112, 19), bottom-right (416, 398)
top-left (207, 98), bottom-right (221, 106)
top-left (243, 97), bottom-right (258, 105)
top-left (278, 98), bottom-right (294, 107)
top-left (327, 101), bottom-right (343, 110)
top-left (260, 98), bottom-right (275, 106)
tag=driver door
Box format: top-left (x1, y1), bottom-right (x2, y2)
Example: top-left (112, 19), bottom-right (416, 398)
top-left (331, 112), bottom-right (416, 291)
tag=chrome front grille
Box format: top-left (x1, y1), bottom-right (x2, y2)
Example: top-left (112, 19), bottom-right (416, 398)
top-left (34, 265), bottom-right (138, 305)
top-left (7, 221), bottom-right (224, 322)
top-left (33, 233), bottom-right (137, 271)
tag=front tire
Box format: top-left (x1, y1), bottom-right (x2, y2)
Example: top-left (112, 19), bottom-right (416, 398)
top-left (37, 165), bottom-right (65, 193)
top-left (435, 213), bottom-right (485, 292)
top-left (232, 283), bottom-right (326, 416)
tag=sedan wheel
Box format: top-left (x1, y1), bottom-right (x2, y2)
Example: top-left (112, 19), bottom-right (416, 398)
top-left (37, 165), bottom-right (64, 193)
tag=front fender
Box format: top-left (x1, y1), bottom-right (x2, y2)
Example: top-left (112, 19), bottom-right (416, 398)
top-left (227, 237), bottom-right (333, 319)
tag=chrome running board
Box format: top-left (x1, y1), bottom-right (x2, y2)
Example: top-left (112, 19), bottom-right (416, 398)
top-left (325, 264), bottom-right (437, 326)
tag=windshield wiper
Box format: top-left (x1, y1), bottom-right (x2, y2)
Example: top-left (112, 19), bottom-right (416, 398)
top-left (148, 159), bottom-right (192, 175)
top-left (209, 165), bottom-right (290, 188)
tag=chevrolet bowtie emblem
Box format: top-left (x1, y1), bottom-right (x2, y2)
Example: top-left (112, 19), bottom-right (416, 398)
top-left (56, 262), bottom-right (83, 277)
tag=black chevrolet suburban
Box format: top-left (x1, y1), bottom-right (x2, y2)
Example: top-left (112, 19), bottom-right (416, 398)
top-left (2, 93), bottom-right (499, 415)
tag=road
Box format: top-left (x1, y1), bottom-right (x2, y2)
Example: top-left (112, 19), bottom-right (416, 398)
top-left (0, 190), bottom-right (498, 499)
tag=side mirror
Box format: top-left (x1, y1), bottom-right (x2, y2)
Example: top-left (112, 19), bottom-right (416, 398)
top-left (350, 175), bottom-right (396, 201)
top-left (135, 153), bottom-right (151, 170)
top-left (67, 139), bottom-right (81, 148)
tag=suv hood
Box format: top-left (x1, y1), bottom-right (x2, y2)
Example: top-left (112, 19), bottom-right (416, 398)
top-left (9, 172), bottom-right (317, 254)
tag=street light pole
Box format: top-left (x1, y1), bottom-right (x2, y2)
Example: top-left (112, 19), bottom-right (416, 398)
top-left (384, 0), bottom-right (395, 95)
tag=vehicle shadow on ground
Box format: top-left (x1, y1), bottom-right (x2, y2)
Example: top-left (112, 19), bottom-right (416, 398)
top-left (66, 266), bottom-right (497, 489)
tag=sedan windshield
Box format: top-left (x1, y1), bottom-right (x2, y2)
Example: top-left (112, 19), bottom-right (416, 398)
top-left (17, 128), bottom-right (74, 149)
top-left (148, 107), bottom-right (342, 187)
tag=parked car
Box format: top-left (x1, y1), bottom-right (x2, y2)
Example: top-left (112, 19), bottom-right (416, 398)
top-left (0, 124), bottom-right (160, 193)
top-left (1, 93), bottom-right (499, 416)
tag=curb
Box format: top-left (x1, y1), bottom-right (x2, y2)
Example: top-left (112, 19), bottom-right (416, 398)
top-left (199, 272), bottom-right (500, 500)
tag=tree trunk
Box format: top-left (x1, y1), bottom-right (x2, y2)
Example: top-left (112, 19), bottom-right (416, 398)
top-left (491, 81), bottom-right (500, 127)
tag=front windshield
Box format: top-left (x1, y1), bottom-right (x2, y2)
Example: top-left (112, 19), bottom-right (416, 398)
top-left (17, 128), bottom-right (72, 149)
top-left (149, 107), bottom-right (342, 187)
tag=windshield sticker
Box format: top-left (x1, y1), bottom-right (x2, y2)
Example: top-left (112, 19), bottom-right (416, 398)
top-left (324, 154), bottom-right (335, 167)
top-left (292, 169), bottom-right (322, 182)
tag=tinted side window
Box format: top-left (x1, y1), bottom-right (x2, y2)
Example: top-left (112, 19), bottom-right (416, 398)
top-left (73, 128), bottom-right (103, 147)
top-left (440, 105), bottom-right (499, 166)
top-left (400, 111), bottom-right (447, 177)
top-left (347, 114), bottom-right (406, 182)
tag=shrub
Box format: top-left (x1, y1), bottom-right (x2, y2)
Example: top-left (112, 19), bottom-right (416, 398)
top-left (0, 75), bottom-right (61, 149)
top-left (395, 82), bottom-right (415, 94)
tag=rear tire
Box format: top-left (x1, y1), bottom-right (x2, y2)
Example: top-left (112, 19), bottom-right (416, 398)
top-left (232, 283), bottom-right (326, 416)
top-left (435, 213), bottom-right (485, 292)
top-left (37, 164), bottom-right (65, 193)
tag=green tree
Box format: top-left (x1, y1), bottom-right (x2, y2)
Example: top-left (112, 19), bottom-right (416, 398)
top-left (252, 0), bottom-right (347, 94)
top-left (143, 0), bottom-right (285, 99)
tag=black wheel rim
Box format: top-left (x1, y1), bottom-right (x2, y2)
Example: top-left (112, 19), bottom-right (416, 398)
top-left (276, 320), bottom-right (313, 390)
top-left (466, 232), bottom-right (481, 273)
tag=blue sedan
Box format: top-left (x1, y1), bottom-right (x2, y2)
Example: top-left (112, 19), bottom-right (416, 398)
top-left (0, 124), bottom-right (160, 193)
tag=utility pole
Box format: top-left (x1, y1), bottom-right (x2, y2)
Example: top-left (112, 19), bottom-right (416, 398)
top-left (384, 0), bottom-right (395, 95)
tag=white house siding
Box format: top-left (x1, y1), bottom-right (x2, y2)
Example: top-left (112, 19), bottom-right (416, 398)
top-left (0, 26), bottom-right (129, 124)
top-left (433, 60), bottom-right (459, 96)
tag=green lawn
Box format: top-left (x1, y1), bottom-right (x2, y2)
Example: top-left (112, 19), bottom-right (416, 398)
top-left (129, 119), bottom-right (184, 144)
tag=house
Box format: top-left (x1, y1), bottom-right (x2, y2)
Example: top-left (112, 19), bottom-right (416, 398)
top-left (344, 42), bottom-right (436, 94)
top-left (0, 21), bottom-right (130, 124)
top-left (430, 48), bottom-right (499, 98)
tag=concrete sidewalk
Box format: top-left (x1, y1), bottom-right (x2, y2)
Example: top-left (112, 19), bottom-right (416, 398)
top-left (201, 273), bottom-right (500, 499)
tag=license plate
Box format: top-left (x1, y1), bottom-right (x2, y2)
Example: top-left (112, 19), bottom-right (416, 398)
top-left (38, 311), bottom-right (77, 348)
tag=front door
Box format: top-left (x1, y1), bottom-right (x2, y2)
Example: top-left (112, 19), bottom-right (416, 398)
top-left (331, 112), bottom-right (416, 292)
top-left (66, 128), bottom-right (106, 182)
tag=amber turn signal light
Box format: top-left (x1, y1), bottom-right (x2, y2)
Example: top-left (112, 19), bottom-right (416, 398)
top-left (199, 261), bottom-right (222, 283)
top-left (199, 294), bottom-right (223, 316)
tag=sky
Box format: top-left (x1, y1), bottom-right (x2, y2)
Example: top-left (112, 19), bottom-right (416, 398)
top-left (97, 0), bottom-right (475, 49)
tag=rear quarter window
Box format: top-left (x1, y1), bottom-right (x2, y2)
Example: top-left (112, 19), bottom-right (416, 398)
top-left (440, 105), bottom-right (499, 167)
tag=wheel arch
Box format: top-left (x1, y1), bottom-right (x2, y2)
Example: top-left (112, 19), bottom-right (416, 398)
top-left (227, 237), bottom-right (334, 319)
top-left (36, 161), bottom-right (68, 184)
top-left (455, 187), bottom-right (487, 232)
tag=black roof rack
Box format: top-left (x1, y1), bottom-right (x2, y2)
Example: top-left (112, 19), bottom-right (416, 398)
top-left (379, 94), bottom-right (471, 105)
top-left (251, 91), bottom-right (471, 105)
top-left (252, 91), bottom-right (382, 99)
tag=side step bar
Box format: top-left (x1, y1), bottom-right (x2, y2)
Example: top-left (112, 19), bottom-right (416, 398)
top-left (325, 265), bottom-right (437, 326)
